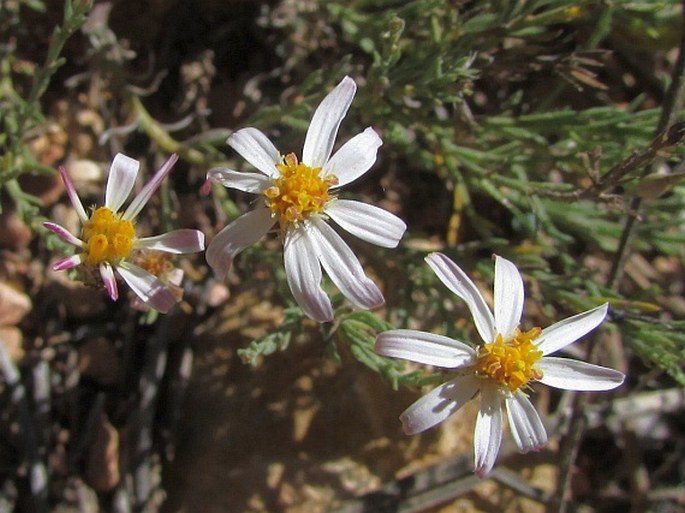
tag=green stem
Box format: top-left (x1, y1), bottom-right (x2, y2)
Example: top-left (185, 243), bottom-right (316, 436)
top-left (129, 96), bottom-right (206, 166)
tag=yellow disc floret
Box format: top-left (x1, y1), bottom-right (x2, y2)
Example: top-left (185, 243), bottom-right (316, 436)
top-left (474, 327), bottom-right (544, 392)
top-left (133, 250), bottom-right (173, 278)
top-left (81, 207), bottom-right (135, 267)
top-left (264, 153), bottom-right (338, 225)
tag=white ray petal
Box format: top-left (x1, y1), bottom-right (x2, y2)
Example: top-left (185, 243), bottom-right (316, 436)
top-left (206, 207), bottom-right (274, 280)
top-left (136, 229), bottom-right (205, 254)
top-left (494, 255), bottom-right (524, 340)
top-left (425, 253), bottom-right (495, 343)
top-left (538, 357), bottom-right (625, 391)
top-left (399, 375), bottom-right (480, 435)
top-left (322, 127), bottom-right (382, 187)
top-left (307, 217), bottom-right (384, 310)
top-left (43, 222), bottom-right (83, 248)
top-left (116, 262), bottom-right (178, 313)
top-left (302, 76), bottom-right (356, 168)
top-left (52, 254), bottom-right (84, 271)
top-left (474, 382), bottom-right (503, 477)
top-left (283, 228), bottom-right (333, 322)
top-left (536, 303), bottom-right (609, 356)
top-left (506, 392), bottom-right (547, 453)
top-left (325, 200), bottom-right (406, 248)
top-left (123, 154), bottom-right (178, 221)
top-left (375, 329), bottom-right (476, 368)
top-left (58, 166), bottom-right (88, 222)
top-left (228, 128), bottom-right (280, 178)
top-left (99, 263), bottom-right (119, 301)
top-left (206, 168), bottom-right (271, 194)
top-left (105, 153), bottom-right (139, 213)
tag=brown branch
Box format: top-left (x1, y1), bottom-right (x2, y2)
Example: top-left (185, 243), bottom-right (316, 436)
top-left (534, 121), bottom-right (685, 202)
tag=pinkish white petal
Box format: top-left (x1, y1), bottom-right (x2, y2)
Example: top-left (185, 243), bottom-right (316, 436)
top-left (494, 255), bottom-right (524, 340)
top-left (206, 207), bottom-right (274, 280)
top-left (474, 382), bottom-right (503, 477)
top-left (116, 262), bottom-right (178, 313)
top-left (536, 303), bottom-right (608, 356)
top-left (43, 222), bottom-right (84, 248)
top-left (399, 375), bottom-right (480, 435)
top-left (302, 76), bottom-right (356, 168)
top-left (136, 229), bottom-right (205, 254)
top-left (58, 166), bottom-right (88, 222)
top-left (52, 254), bottom-right (84, 271)
top-left (506, 392), bottom-right (547, 453)
top-left (307, 217), bottom-right (384, 310)
top-left (325, 199), bottom-right (406, 248)
top-left (323, 127), bottom-right (382, 187)
top-left (537, 357), bottom-right (625, 391)
top-left (227, 128), bottom-right (280, 178)
top-left (99, 263), bottom-right (119, 301)
top-left (425, 253), bottom-right (495, 344)
top-left (283, 228), bottom-right (333, 322)
top-left (105, 153), bottom-right (140, 213)
top-left (167, 268), bottom-right (184, 287)
top-left (123, 154), bottom-right (178, 221)
top-left (375, 329), bottom-right (476, 368)
top-left (206, 168), bottom-right (271, 194)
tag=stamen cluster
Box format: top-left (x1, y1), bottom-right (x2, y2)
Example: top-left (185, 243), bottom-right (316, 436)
top-left (264, 153), bottom-right (338, 224)
top-left (474, 327), bottom-right (543, 392)
top-left (133, 250), bottom-right (173, 277)
top-left (82, 207), bottom-right (135, 267)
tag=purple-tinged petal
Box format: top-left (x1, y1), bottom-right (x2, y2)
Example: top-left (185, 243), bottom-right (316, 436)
top-left (206, 207), bottom-right (274, 280)
top-left (325, 199), bottom-right (406, 248)
top-left (227, 128), bottom-right (280, 178)
top-left (52, 254), bottom-right (84, 271)
top-left (536, 303), bottom-right (608, 356)
top-left (302, 76), bottom-right (356, 168)
top-left (105, 153), bottom-right (140, 213)
top-left (399, 375), bottom-right (480, 435)
top-left (99, 263), bottom-right (119, 301)
top-left (537, 357), bottom-right (625, 391)
top-left (123, 154), bottom-right (178, 221)
top-left (43, 222), bottom-right (84, 248)
top-left (116, 262), bottom-right (178, 313)
top-left (307, 217), bottom-right (384, 310)
top-left (167, 268), bottom-right (184, 287)
top-left (283, 228), bottom-right (333, 322)
top-left (376, 329), bottom-right (476, 368)
top-left (58, 166), bottom-right (88, 222)
top-left (135, 229), bottom-right (205, 254)
top-left (506, 392), bottom-right (547, 453)
top-left (323, 127), bottom-right (382, 187)
top-left (206, 168), bottom-right (271, 194)
top-left (494, 255), bottom-right (524, 340)
top-left (425, 253), bottom-right (495, 344)
top-left (474, 381), bottom-right (503, 477)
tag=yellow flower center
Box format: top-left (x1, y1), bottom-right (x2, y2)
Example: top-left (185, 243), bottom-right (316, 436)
top-left (81, 206), bottom-right (135, 267)
top-left (264, 153), bottom-right (337, 225)
top-left (474, 327), bottom-right (544, 392)
top-left (131, 250), bottom-right (183, 303)
top-left (133, 250), bottom-right (173, 278)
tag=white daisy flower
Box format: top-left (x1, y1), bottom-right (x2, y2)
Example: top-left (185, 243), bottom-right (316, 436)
top-left (44, 153), bottom-right (205, 313)
top-left (376, 252), bottom-right (625, 476)
top-left (206, 76), bottom-right (406, 322)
